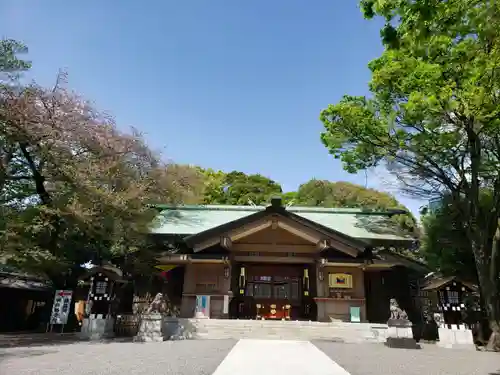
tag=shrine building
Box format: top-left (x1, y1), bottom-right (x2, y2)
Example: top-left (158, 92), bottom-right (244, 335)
top-left (151, 197), bottom-right (427, 323)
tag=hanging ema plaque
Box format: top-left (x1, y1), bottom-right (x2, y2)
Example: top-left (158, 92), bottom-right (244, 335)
top-left (328, 273), bottom-right (353, 289)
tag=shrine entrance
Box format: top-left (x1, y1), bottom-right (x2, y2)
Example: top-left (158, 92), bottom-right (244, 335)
top-left (229, 263), bottom-right (317, 321)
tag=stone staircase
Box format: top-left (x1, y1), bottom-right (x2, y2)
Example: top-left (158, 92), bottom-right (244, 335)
top-left (183, 319), bottom-right (389, 343)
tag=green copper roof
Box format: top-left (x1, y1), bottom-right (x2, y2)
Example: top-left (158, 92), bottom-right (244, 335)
top-left (150, 204), bottom-right (413, 243)
top-left (150, 205), bottom-right (262, 235)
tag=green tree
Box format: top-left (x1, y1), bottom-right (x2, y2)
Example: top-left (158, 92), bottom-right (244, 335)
top-left (294, 179), bottom-right (417, 233)
top-left (0, 39), bottom-right (31, 76)
top-left (0, 39), bottom-right (31, 198)
top-left (281, 191), bottom-right (297, 205)
top-left (199, 168), bottom-right (227, 204)
top-left (225, 171), bottom-right (282, 205)
top-left (0, 38), bottom-right (32, 261)
top-left (320, 0), bottom-right (500, 350)
top-left (200, 169), bottom-right (283, 205)
top-left (420, 194), bottom-right (480, 282)
top-left (0, 76), bottom-right (203, 287)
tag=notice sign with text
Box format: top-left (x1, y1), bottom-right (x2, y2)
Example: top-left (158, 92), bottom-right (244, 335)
top-left (50, 290), bottom-right (73, 325)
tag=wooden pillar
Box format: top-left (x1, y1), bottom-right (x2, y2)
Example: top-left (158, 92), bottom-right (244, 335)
top-left (316, 261), bottom-right (325, 297)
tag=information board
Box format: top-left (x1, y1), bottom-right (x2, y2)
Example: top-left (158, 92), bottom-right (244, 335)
top-left (50, 290), bottom-right (73, 325)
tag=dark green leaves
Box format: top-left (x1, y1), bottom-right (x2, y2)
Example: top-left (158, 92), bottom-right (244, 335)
top-left (0, 39), bottom-right (31, 75)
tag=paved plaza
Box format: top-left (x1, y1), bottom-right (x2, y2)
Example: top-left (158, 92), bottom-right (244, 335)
top-left (0, 338), bottom-right (499, 375)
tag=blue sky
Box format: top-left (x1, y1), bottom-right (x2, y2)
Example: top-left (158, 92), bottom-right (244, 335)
top-left (0, 0), bottom-right (426, 215)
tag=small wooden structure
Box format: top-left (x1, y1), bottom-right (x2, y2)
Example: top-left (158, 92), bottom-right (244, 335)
top-left (77, 264), bottom-right (128, 340)
top-left (78, 264), bottom-right (127, 319)
top-left (421, 276), bottom-right (477, 328)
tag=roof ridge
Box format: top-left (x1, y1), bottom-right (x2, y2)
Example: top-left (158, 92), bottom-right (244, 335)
top-left (152, 204), bottom-right (265, 212)
top-left (150, 204), bottom-right (407, 216)
top-left (287, 206), bottom-right (406, 215)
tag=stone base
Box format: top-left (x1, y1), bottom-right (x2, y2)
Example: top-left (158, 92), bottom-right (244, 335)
top-left (134, 315), bottom-right (196, 342)
top-left (387, 319), bottom-right (412, 327)
top-left (437, 327), bottom-right (476, 350)
top-left (385, 337), bottom-right (420, 349)
top-left (134, 314), bottom-right (165, 343)
top-left (163, 317), bottom-right (195, 340)
top-left (79, 316), bottom-right (115, 340)
top-left (387, 325), bottom-right (413, 338)
top-left (385, 324), bottom-right (419, 349)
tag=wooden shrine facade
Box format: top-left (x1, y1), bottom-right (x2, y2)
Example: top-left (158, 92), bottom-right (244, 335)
top-left (152, 198), bottom-right (428, 323)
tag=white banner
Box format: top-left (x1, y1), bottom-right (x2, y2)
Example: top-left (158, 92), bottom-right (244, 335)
top-left (50, 290), bottom-right (73, 325)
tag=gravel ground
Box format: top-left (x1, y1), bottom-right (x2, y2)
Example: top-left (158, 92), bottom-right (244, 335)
top-left (0, 340), bottom-right (237, 375)
top-left (1, 339), bottom-right (499, 375)
top-left (313, 340), bottom-right (500, 375)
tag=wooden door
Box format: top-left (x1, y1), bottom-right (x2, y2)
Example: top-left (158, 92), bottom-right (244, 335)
top-left (244, 265), bottom-right (302, 320)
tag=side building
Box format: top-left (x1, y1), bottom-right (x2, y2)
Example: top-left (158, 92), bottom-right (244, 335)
top-left (0, 265), bottom-right (53, 332)
top-left (150, 197), bottom-right (428, 324)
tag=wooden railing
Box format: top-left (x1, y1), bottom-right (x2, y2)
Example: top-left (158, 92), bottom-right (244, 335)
top-left (114, 315), bottom-right (140, 337)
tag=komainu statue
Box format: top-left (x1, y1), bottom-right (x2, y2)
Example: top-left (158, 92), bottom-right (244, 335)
top-left (385, 298), bottom-right (419, 348)
top-left (388, 298), bottom-right (409, 322)
top-left (433, 312), bottom-right (443, 327)
top-left (146, 293), bottom-right (167, 314)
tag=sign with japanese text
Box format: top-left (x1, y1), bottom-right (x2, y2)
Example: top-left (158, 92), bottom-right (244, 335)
top-left (50, 290), bottom-right (73, 325)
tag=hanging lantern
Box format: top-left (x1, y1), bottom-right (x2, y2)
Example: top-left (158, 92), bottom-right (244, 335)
top-left (303, 268), bottom-right (310, 296)
top-left (239, 267), bottom-right (246, 295)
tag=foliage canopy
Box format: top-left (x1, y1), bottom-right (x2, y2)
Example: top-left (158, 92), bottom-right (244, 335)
top-left (320, 0), bottom-right (500, 350)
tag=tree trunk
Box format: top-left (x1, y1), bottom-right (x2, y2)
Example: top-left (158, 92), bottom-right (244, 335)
top-left (487, 320), bottom-right (500, 351)
top-left (475, 248), bottom-right (500, 351)
top-left (484, 222), bottom-right (500, 351)
top-left (482, 275), bottom-right (500, 351)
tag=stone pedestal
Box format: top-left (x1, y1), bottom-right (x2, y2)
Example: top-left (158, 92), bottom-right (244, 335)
top-left (437, 327), bottom-right (475, 350)
top-left (384, 319), bottom-right (419, 349)
top-left (195, 311), bottom-right (209, 319)
top-left (79, 315), bottom-right (115, 340)
top-left (134, 314), bottom-right (165, 343)
top-left (163, 317), bottom-right (195, 340)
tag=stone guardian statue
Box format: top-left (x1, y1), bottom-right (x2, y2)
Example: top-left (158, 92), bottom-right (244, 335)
top-left (146, 293), bottom-right (167, 314)
top-left (387, 298), bottom-right (410, 326)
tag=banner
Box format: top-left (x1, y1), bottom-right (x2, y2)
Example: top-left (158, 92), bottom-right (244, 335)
top-left (155, 265), bottom-right (178, 272)
top-left (350, 306), bottom-right (361, 323)
top-left (195, 295), bottom-right (210, 318)
top-left (50, 290), bottom-right (73, 325)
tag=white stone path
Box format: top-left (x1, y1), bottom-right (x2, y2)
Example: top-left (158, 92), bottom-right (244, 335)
top-left (212, 339), bottom-right (352, 375)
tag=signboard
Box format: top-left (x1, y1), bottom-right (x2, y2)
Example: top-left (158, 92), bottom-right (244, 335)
top-left (50, 290), bottom-right (73, 325)
top-left (328, 273), bottom-right (353, 289)
top-left (350, 306), bottom-right (361, 323)
top-left (195, 295), bottom-right (211, 318)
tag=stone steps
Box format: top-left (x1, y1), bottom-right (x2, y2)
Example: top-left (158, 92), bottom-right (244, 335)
top-left (185, 319), bottom-right (388, 343)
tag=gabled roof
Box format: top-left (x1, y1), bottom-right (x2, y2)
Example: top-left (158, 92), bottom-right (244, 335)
top-left (150, 200), bottom-right (415, 246)
top-left (182, 204), bottom-right (367, 256)
top-left (0, 265), bottom-right (53, 291)
top-left (422, 276), bottom-right (476, 292)
top-left (374, 249), bottom-right (429, 274)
